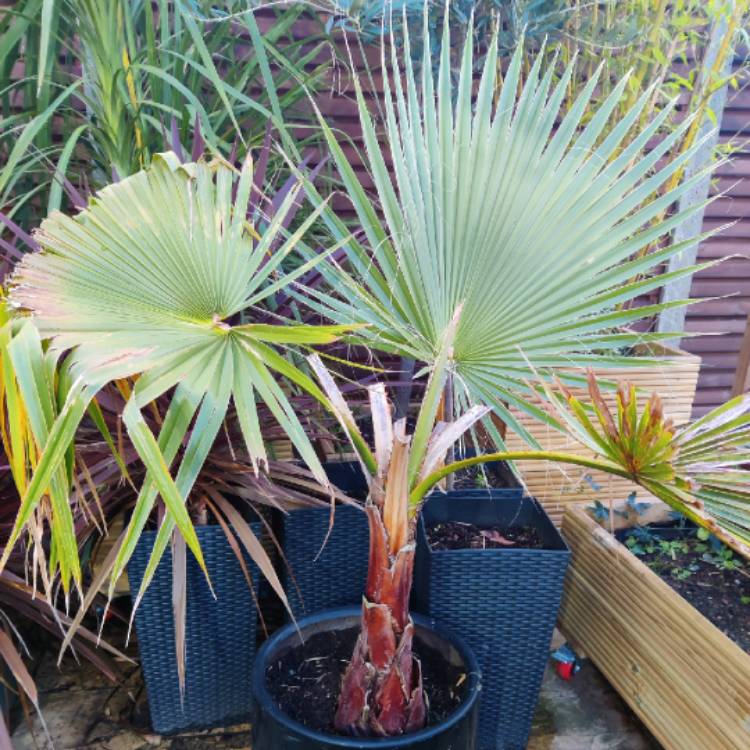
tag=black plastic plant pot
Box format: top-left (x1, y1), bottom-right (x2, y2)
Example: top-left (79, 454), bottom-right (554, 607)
top-left (128, 523), bottom-right (260, 734)
top-left (413, 491), bottom-right (570, 750)
top-left (251, 607), bottom-right (482, 750)
top-left (281, 461), bottom-right (370, 618)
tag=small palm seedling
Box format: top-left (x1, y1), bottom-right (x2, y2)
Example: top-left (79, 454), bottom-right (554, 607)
top-left (308, 315), bottom-right (750, 737)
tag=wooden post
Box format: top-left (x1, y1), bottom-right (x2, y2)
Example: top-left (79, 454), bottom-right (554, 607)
top-left (656, 6), bottom-right (735, 346)
top-left (731, 313), bottom-right (750, 397)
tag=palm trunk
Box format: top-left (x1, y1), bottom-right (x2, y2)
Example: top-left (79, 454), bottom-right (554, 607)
top-left (334, 504), bottom-right (426, 736)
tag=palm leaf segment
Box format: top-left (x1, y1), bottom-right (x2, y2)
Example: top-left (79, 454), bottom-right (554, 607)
top-left (5, 152), bottom-right (350, 595)
top-left (305, 16), bottom-right (722, 444)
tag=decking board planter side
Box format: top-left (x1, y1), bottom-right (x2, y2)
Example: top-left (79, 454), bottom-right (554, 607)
top-left (504, 341), bottom-right (700, 525)
top-left (558, 506), bottom-right (750, 750)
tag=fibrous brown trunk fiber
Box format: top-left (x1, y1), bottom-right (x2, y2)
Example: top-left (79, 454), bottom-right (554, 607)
top-left (334, 504), bottom-right (426, 736)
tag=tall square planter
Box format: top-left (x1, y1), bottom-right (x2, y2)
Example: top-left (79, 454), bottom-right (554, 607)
top-left (128, 523), bottom-right (260, 734)
top-left (413, 491), bottom-right (570, 750)
top-left (281, 461), bottom-right (370, 618)
top-left (559, 506), bottom-right (750, 750)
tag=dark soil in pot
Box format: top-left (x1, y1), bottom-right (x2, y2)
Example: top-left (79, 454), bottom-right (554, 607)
top-left (620, 524), bottom-right (750, 653)
top-left (252, 607), bottom-right (481, 750)
top-left (426, 521), bottom-right (545, 550)
top-left (265, 626), bottom-right (466, 735)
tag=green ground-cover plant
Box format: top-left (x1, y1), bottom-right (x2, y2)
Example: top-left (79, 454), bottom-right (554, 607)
top-left (625, 521), bottom-right (750, 581)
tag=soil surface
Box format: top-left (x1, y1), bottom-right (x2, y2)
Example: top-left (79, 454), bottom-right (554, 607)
top-left (624, 527), bottom-right (750, 654)
top-left (427, 520), bottom-right (544, 550)
top-left (265, 626), bottom-right (466, 735)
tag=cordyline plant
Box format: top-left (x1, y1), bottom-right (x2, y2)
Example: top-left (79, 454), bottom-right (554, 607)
top-left (307, 311), bottom-right (750, 737)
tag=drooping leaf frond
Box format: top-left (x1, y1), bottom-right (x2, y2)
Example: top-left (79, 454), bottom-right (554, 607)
top-left (540, 375), bottom-right (750, 558)
top-left (5, 152), bottom-right (352, 594)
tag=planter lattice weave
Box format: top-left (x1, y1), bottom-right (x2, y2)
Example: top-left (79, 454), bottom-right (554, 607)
top-left (128, 524), bottom-right (260, 734)
top-left (413, 491), bottom-right (570, 750)
top-left (282, 504), bottom-right (370, 618)
top-left (281, 461), bottom-right (369, 619)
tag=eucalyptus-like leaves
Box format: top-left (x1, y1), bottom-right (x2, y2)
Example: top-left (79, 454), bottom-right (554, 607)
top-left (301, 12), bottom-right (725, 446)
top-left (3, 152), bottom-right (354, 597)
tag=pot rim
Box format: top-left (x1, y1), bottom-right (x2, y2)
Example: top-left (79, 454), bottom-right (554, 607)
top-left (419, 493), bottom-right (570, 556)
top-left (252, 606), bottom-right (481, 748)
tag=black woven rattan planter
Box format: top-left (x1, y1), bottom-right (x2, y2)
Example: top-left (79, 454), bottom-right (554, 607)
top-left (413, 491), bottom-right (570, 750)
top-left (128, 523), bottom-right (260, 734)
top-left (281, 461), bottom-right (370, 618)
top-left (251, 607), bottom-right (482, 750)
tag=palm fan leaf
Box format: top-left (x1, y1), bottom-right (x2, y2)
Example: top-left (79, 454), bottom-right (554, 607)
top-left (4, 152), bottom-right (352, 595)
top-left (300, 14), bottom-right (724, 447)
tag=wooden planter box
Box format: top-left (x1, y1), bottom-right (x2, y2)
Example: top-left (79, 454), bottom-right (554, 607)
top-left (558, 506), bottom-right (750, 750)
top-left (504, 341), bottom-right (700, 526)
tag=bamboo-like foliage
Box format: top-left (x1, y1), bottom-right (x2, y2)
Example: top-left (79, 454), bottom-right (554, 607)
top-left (302, 13), bottom-right (726, 450)
top-left (2, 152), bottom-right (354, 599)
top-left (0, 0), bottom-right (330, 232)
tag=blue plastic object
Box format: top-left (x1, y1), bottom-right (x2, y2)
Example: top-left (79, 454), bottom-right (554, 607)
top-left (413, 491), bottom-right (570, 750)
top-left (128, 523), bottom-right (260, 734)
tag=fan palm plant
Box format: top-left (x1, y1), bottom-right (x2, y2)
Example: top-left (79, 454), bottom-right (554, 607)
top-left (307, 312), bottom-right (750, 737)
top-left (1, 151), bottom-right (357, 611)
top-left (300, 12), bottom-right (725, 448)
